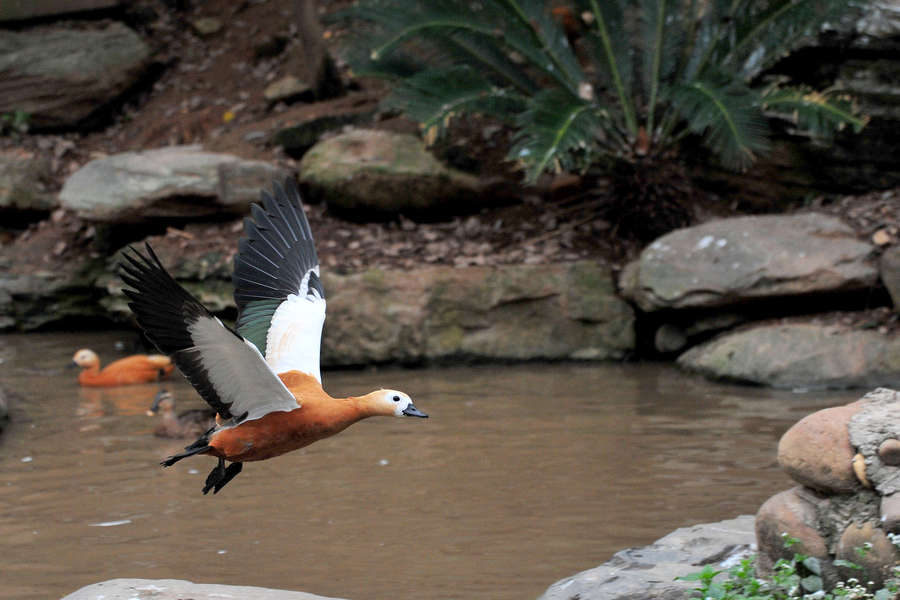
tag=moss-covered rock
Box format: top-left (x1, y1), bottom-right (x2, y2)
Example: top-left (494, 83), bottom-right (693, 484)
top-left (299, 129), bottom-right (483, 219)
top-left (322, 262), bottom-right (634, 365)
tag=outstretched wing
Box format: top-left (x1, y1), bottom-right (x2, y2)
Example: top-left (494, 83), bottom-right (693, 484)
top-left (233, 178), bottom-right (326, 382)
top-left (120, 244), bottom-right (300, 422)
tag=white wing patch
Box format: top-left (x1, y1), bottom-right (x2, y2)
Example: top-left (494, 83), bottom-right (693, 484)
top-left (188, 316), bottom-right (300, 421)
top-left (265, 290), bottom-right (326, 382)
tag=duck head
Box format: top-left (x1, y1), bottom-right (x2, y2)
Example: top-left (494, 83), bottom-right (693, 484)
top-left (147, 389), bottom-right (174, 416)
top-left (366, 389), bottom-right (428, 418)
top-left (71, 348), bottom-right (99, 370)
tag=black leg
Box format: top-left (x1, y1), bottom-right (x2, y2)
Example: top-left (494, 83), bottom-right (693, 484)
top-left (161, 443), bottom-right (210, 467)
top-left (213, 462), bottom-right (243, 494)
top-left (202, 457), bottom-right (226, 495)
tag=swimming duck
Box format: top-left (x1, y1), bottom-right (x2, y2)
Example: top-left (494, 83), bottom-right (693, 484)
top-left (119, 179), bottom-right (428, 495)
top-left (148, 389), bottom-right (217, 439)
top-left (72, 348), bottom-right (174, 387)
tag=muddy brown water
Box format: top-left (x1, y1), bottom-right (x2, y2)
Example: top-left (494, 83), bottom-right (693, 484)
top-left (0, 331), bottom-right (858, 600)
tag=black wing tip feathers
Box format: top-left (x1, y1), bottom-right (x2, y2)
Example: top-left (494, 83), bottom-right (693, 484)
top-left (119, 242), bottom-right (239, 421)
top-left (233, 177), bottom-right (324, 310)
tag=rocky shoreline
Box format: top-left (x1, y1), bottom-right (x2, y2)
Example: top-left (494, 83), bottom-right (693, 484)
top-left (4, 162), bottom-right (897, 387)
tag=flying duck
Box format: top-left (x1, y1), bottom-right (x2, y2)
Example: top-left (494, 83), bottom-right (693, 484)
top-left (72, 348), bottom-right (174, 387)
top-left (119, 179), bottom-right (427, 495)
top-left (147, 389), bottom-right (217, 439)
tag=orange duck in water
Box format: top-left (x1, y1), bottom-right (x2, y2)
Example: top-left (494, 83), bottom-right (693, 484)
top-left (120, 179), bottom-right (428, 495)
top-left (72, 349), bottom-right (174, 387)
top-left (148, 389), bottom-right (217, 439)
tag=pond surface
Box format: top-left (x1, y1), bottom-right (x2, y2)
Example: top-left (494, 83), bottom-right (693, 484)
top-left (0, 331), bottom-right (859, 600)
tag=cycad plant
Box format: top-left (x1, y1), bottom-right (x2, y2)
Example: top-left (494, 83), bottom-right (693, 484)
top-left (336, 0), bottom-right (868, 194)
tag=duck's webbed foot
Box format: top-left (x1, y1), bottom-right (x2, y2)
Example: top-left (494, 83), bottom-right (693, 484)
top-left (202, 458), bottom-right (243, 495)
top-left (214, 462), bottom-right (243, 494)
top-left (202, 457), bottom-right (226, 495)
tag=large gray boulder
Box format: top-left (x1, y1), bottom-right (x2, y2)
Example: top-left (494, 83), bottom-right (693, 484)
top-left (0, 23), bottom-right (150, 129)
top-left (0, 0), bottom-right (119, 22)
top-left (622, 214), bottom-right (877, 312)
top-left (678, 320), bottom-right (900, 389)
top-left (62, 579), bottom-right (344, 600)
top-left (539, 516), bottom-right (755, 600)
top-left (59, 146), bottom-right (288, 222)
top-left (299, 129), bottom-right (483, 219)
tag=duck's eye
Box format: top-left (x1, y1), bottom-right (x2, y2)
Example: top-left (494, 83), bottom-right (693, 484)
top-left (392, 395), bottom-right (400, 402)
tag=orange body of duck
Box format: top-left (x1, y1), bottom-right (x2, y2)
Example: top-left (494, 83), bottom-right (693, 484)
top-left (208, 371), bottom-right (402, 462)
top-left (73, 349), bottom-right (174, 387)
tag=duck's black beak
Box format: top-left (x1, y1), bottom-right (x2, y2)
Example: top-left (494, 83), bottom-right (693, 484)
top-left (402, 404), bottom-right (428, 418)
top-left (67, 361), bottom-right (78, 370)
top-left (148, 389), bottom-right (166, 414)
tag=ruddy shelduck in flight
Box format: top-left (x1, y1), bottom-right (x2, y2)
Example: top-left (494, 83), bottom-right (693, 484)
top-left (120, 179), bottom-right (427, 494)
top-left (72, 348), bottom-right (174, 387)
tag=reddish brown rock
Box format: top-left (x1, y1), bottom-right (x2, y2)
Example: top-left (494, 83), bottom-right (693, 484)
top-left (878, 438), bottom-right (900, 466)
top-left (777, 400), bottom-right (868, 493)
top-left (755, 486), bottom-right (830, 574)
top-left (835, 521), bottom-right (899, 589)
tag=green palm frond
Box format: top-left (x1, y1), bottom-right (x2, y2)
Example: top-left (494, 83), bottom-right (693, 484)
top-left (762, 85), bottom-right (869, 138)
top-left (350, 0), bottom-right (584, 96)
top-left (670, 78), bottom-right (770, 170)
top-left (361, 3), bottom-right (496, 62)
top-left (339, 0), bottom-right (869, 179)
top-left (436, 33), bottom-right (539, 95)
top-left (508, 89), bottom-right (607, 182)
top-left (640, 0), bottom-right (685, 133)
top-left (574, 0), bottom-right (637, 135)
top-left (491, 0), bottom-right (586, 95)
top-left (720, 0), bottom-right (857, 77)
top-left (384, 67), bottom-right (527, 140)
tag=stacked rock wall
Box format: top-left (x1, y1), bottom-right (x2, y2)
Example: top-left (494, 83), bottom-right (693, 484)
top-left (756, 388), bottom-right (900, 589)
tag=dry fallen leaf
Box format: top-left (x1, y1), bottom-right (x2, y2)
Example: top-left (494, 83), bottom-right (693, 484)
top-left (166, 227), bottom-right (195, 240)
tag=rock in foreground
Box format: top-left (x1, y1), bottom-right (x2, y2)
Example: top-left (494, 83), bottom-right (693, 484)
top-left (62, 578), bottom-right (345, 600)
top-left (756, 388), bottom-right (900, 590)
top-left (539, 516), bottom-right (755, 600)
